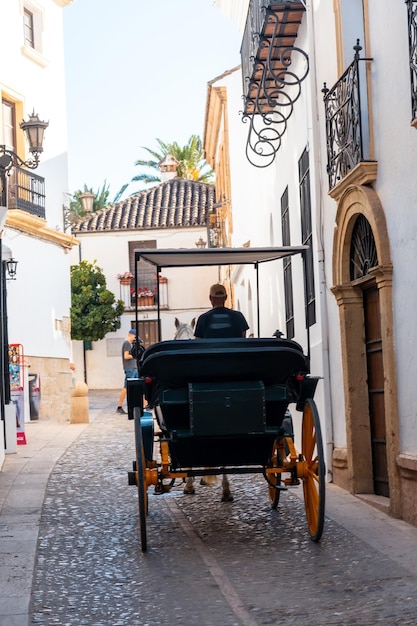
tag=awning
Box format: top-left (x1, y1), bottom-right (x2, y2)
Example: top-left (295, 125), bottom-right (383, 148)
top-left (134, 246), bottom-right (308, 269)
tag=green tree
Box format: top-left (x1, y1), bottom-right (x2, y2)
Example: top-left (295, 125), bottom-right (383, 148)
top-left (64, 180), bottom-right (128, 230)
top-left (70, 260), bottom-right (125, 342)
top-left (131, 135), bottom-right (214, 187)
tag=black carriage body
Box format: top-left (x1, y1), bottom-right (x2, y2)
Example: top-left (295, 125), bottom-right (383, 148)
top-left (141, 337), bottom-right (309, 468)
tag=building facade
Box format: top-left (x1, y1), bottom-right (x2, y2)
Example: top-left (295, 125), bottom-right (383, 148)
top-left (211, 0), bottom-right (417, 526)
top-left (1, 0), bottom-right (77, 466)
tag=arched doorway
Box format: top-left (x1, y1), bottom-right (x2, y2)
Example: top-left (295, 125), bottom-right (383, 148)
top-left (350, 215), bottom-right (388, 496)
top-left (332, 185), bottom-right (401, 516)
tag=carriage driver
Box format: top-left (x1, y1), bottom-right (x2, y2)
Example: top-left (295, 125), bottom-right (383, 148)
top-left (194, 283), bottom-right (249, 339)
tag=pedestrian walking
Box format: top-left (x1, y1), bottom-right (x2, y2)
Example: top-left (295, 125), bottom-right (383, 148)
top-left (116, 329), bottom-right (139, 414)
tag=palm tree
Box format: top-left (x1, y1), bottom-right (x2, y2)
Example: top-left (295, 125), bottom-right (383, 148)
top-left (131, 135), bottom-right (214, 188)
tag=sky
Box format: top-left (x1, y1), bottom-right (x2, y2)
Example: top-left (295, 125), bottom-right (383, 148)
top-left (63, 1), bottom-right (243, 201)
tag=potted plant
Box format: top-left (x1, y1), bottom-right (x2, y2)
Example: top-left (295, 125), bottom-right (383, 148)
top-left (136, 288), bottom-right (155, 306)
top-left (117, 271), bottom-right (133, 285)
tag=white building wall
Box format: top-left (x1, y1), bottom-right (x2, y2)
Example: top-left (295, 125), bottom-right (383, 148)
top-left (1, 0), bottom-right (72, 358)
top-left (364, 2), bottom-right (417, 452)
top-left (1, 0), bottom-right (73, 456)
top-left (7, 236), bottom-right (71, 357)
top-left (308, 0), bottom-right (417, 454)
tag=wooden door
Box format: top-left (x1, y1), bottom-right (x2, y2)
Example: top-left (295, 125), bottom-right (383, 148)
top-left (136, 320), bottom-right (158, 349)
top-left (363, 286), bottom-right (389, 496)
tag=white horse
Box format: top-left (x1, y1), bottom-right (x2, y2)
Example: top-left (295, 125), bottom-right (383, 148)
top-left (174, 317), bottom-right (196, 340)
top-left (173, 318), bottom-right (233, 502)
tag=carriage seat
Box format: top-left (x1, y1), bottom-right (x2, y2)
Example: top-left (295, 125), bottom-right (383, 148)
top-left (140, 337), bottom-right (307, 388)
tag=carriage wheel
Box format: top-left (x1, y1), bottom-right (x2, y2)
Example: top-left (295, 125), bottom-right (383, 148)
top-left (268, 440), bottom-right (282, 509)
top-left (301, 399), bottom-right (325, 542)
top-left (134, 408), bottom-right (148, 552)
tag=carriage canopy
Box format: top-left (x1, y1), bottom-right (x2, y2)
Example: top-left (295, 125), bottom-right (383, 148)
top-left (133, 245), bottom-right (309, 342)
top-left (134, 246), bottom-right (308, 269)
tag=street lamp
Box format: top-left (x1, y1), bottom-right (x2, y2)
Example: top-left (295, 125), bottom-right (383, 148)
top-left (76, 191), bottom-right (95, 385)
top-left (195, 236), bottom-right (207, 249)
top-left (79, 190), bottom-right (95, 214)
top-left (0, 111), bottom-right (49, 206)
top-left (6, 258), bottom-right (18, 280)
top-left (0, 110), bottom-right (48, 427)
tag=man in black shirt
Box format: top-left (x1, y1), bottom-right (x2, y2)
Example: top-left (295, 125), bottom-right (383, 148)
top-left (194, 283), bottom-right (249, 338)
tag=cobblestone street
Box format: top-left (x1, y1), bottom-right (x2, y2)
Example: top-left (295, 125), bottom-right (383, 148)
top-left (2, 391), bottom-right (417, 625)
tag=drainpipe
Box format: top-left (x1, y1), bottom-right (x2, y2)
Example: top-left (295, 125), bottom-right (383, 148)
top-left (305, 0), bottom-right (335, 479)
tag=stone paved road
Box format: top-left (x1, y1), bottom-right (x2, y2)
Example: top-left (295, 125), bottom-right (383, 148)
top-left (29, 393), bottom-right (417, 626)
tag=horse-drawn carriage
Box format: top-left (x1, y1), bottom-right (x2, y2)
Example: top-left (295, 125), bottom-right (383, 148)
top-left (127, 247), bottom-right (325, 551)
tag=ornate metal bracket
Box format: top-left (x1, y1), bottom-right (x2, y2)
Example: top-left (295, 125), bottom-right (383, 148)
top-left (241, 3), bottom-right (309, 167)
top-left (0, 145), bottom-right (40, 174)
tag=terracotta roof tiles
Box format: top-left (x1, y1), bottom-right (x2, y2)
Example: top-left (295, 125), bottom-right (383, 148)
top-left (72, 178), bottom-right (215, 233)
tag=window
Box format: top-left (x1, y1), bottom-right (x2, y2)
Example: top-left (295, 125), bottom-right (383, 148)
top-left (350, 215), bottom-right (378, 280)
top-left (22, 3), bottom-right (46, 64)
top-left (2, 99), bottom-right (17, 150)
top-left (281, 187), bottom-right (294, 339)
top-left (23, 9), bottom-right (35, 48)
top-left (129, 240), bottom-right (157, 302)
top-left (299, 148), bottom-right (316, 327)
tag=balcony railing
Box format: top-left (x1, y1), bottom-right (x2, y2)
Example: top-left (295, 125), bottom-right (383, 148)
top-left (7, 166), bottom-right (46, 218)
top-left (118, 276), bottom-right (168, 310)
top-left (322, 41), bottom-right (373, 189)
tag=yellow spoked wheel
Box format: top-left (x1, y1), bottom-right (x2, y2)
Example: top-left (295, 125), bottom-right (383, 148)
top-left (301, 399), bottom-right (325, 542)
top-left (268, 440), bottom-right (282, 509)
top-left (134, 408), bottom-right (148, 552)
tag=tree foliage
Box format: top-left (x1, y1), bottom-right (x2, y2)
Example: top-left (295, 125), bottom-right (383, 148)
top-left (131, 135), bottom-right (214, 188)
top-left (70, 260), bottom-right (125, 342)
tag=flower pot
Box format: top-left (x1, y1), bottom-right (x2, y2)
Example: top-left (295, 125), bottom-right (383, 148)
top-left (120, 279), bottom-right (132, 285)
top-left (139, 296), bottom-right (154, 306)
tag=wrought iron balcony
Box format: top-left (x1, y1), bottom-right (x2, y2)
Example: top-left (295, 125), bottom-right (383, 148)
top-left (118, 276), bottom-right (169, 310)
top-left (240, 0), bottom-right (308, 167)
top-left (7, 166), bottom-right (46, 218)
top-left (322, 41), bottom-right (373, 190)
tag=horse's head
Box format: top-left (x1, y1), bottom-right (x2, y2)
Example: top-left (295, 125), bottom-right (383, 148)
top-left (174, 317), bottom-right (196, 340)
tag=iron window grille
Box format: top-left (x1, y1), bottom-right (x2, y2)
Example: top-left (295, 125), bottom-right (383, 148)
top-left (350, 215), bottom-right (378, 281)
top-left (299, 148), bottom-right (316, 328)
top-left (281, 187), bottom-right (295, 339)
